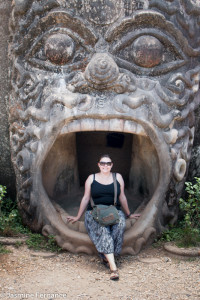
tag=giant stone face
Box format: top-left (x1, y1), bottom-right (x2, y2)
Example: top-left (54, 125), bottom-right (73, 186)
top-left (9, 0), bottom-right (200, 254)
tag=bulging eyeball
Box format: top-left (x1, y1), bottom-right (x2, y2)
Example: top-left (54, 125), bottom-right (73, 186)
top-left (131, 36), bottom-right (163, 68)
top-left (45, 34), bottom-right (75, 65)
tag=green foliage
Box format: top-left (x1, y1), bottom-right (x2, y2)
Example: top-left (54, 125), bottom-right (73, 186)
top-left (160, 224), bottom-right (200, 248)
top-left (26, 233), bottom-right (62, 252)
top-left (0, 184), bottom-right (61, 253)
top-left (0, 243), bottom-right (12, 254)
top-left (0, 185), bottom-right (30, 236)
top-left (176, 227), bottom-right (200, 248)
top-left (14, 241), bottom-right (23, 248)
top-left (161, 226), bottom-right (184, 243)
top-left (179, 177), bottom-right (200, 230)
top-left (160, 177), bottom-right (200, 248)
top-left (0, 185), bottom-right (6, 206)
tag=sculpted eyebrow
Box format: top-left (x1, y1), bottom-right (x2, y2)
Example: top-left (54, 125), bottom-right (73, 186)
top-left (105, 11), bottom-right (199, 57)
top-left (18, 10), bottom-right (98, 54)
top-left (40, 11), bottom-right (98, 44)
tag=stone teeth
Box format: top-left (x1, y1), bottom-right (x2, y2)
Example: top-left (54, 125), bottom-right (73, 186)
top-left (80, 118), bottom-right (95, 131)
top-left (94, 119), bottom-right (110, 131)
top-left (61, 118), bottom-right (146, 135)
top-left (124, 120), bottom-right (146, 136)
top-left (174, 158), bottom-right (186, 181)
top-left (163, 129), bottom-right (178, 144)
top-left (109, 119), bottom-right (124, 132)
top-left (63, 121), bottom-right (81, 134)
top-left (30, 141), bottom-right (38, 153)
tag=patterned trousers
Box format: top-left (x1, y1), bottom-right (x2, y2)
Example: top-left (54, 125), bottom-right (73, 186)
top-left (84, 210), bottom-right (126, 255)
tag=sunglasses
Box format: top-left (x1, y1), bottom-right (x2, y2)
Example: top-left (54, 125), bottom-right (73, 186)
top-left (99, 161), bottom-right (112, 166)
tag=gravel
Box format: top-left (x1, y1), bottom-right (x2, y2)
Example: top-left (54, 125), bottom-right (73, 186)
top-left (0, 244), bottom-right (199, 300)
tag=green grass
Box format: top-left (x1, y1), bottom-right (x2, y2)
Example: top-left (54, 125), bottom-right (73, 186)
top-left (0, 186), bottom-right (61, 252)
top-left (156, 224), bottom-right (200, 248)
top-left (0, 243), bottom-right (12, 254)
top-left (25, 233), bottom-right (62, 252)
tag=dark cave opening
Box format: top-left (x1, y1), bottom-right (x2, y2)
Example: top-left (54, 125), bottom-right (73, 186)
top-left (42, 131), bottom-right (159, 216)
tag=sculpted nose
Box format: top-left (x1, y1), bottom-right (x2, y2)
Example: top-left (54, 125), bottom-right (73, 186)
top-left (84, 53), bottom-right (119, 90)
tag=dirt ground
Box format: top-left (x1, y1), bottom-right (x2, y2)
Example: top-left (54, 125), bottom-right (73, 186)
top-left (0, 244), bottom-right (199, 300)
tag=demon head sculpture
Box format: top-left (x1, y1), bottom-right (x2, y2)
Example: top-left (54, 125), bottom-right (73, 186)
top-left (9, 0), bottom-right (200, 254)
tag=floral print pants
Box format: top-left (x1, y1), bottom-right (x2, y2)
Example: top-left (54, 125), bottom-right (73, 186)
top-left (84, 210), bottom-right (126, 255)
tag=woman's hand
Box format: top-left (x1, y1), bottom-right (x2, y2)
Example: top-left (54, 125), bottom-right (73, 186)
top-left (129, 213), bottom-right (141, 219)
top-left (66, 216), bottom-right (79, 223)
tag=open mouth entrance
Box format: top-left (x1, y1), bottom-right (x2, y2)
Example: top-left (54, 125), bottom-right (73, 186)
top-left (42, 131), bottom-right (159, 221)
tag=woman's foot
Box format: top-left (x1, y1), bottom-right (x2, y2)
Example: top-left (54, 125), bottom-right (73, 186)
top-left (104, 253), bottom-right (119, 279)
top-left (102, 257), bottom-right (109, 268)
top-left (110, 269), bottom-right (119, 280)
top-left (100, 254), bottom-right (109, 268)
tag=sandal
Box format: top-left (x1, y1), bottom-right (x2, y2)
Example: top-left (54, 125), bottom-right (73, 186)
top-left (110, 269), bottom-right (119, 281)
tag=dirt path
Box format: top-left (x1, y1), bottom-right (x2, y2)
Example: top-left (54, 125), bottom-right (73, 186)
top-left (0, 244), bottom-right (199, 300)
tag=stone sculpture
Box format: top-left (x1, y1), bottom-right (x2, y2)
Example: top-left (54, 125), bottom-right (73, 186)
top-left (8, 0), bottom-right (200, 254)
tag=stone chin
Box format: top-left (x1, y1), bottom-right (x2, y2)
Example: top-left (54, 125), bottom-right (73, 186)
top-left (9, 1), bottom-right (200, 255)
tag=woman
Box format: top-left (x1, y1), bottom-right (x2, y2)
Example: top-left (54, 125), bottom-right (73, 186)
top-left (67, 154), bottom-right (140, 280)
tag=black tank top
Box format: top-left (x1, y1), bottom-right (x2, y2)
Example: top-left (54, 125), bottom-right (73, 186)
top-left (87, 174), bottom-right (121, 211)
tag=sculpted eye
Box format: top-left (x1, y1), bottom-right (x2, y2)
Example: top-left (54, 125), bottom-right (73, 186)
top-left (111, 32), bottom-right (186, 76)
top-left (26, 31), bottom-right (92, 71)
top-left (44, 34), bottom-right (75, 65)
top-left (131, 36), bottom-right (163, 68)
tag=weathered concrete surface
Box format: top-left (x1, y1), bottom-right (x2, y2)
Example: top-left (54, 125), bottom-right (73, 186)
top-left (7, 0), bottom-right (200, 255)
top-left (164, 242), bottom-right (200, 257)
top-left (0, 0), bottom-right (200, 256)
top-left (0, 1), bottom-right (199, 200)
top-left (0, 1), bottom-right (15, 196)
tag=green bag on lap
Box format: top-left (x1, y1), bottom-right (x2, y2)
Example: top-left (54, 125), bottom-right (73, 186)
top-left (90, 173), bottom-right (120, 226)
top-left (91, 204), bottom-right (120, 226)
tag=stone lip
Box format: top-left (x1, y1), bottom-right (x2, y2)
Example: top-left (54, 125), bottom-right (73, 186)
top-left (164, 242), bottom-right (200, 257)
top-left (138, 257), bottom-right (162, 264)
top-left (0, 236), bottom-right (28, 245)
top-left (30, 251), bottom-right (56, 258)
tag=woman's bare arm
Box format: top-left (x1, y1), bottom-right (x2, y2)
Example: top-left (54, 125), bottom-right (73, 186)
top-left (67, 175), bottom-right (93, 223)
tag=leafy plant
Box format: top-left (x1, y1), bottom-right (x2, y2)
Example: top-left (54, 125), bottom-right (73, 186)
top-left (178, 177), bottom-right (200, 247)
top-left (179, 177), bottom-right (200, 230)
top-left (160, 226), bottom-right (184, 243)
top-left (0, 185), bottom-right (6, 208)
top-left (160, 177), bottom-right (200, 248)
top-left (0, 184), bottom-right (61, 253)
top-left (0, 185), bottom-right (30, 236)
top-left (26, 233), bottom-right (62, 252)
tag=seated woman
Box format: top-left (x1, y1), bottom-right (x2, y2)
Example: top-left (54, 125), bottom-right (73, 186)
top-left (67, 154), bottom-right (140, 280)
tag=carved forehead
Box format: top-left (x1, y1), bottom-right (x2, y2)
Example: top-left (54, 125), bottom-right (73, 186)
top-left (11, 0), bottom-right (200, 61)
top-left (13, 0), bottom-right (200, 32)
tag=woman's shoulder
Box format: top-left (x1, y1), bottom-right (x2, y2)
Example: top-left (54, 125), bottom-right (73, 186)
top-left (115, 173), bottom-right (124, 183)
top-left (85, 174), bottom-right (94, 185)
top-left (115, 172), bottom-right (122, 178)
top-left (86, 173), bottom-right (97, 183)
